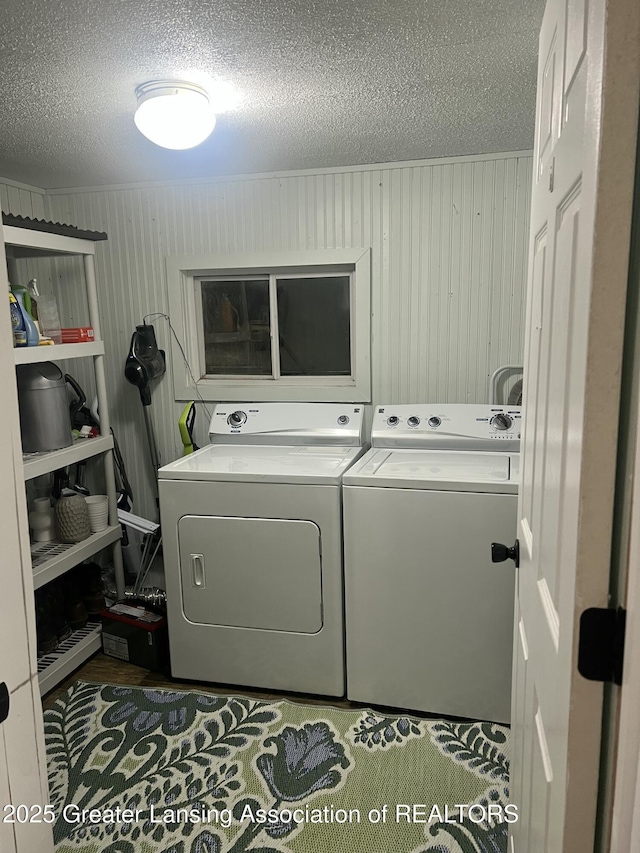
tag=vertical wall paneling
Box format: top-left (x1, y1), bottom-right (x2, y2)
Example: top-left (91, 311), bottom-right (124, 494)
top-left (2, 177), bottom-right (53, 357)
top-left (43, 154), bottom-right (533, 519)
top-left (0, 178), bottom-right (46, 220)
top-left (1, 176), bottom-right (64, 319)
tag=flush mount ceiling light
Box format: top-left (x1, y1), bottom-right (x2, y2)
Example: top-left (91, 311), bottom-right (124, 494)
top-left (134, 81), bottom-right (216, 149)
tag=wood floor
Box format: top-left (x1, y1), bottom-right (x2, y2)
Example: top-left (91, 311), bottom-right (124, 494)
top-left (41, 650), bottom-right (361, 713)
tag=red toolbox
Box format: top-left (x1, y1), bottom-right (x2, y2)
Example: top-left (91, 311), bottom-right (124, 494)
top-left (101, 602), bottom-right (169, 670)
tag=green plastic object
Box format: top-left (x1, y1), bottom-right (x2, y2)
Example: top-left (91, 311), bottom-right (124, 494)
top-left (179, 402), bottom-right (198, 455)
top-left (11, 284), bottom-right (31, 317)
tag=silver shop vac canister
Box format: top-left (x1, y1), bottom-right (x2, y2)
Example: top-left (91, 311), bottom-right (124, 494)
top-left (16, 362), bottom-right (85, 453)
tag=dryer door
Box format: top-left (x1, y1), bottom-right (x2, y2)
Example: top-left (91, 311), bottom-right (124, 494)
top-left (178, 516), bottom-right (323, 633)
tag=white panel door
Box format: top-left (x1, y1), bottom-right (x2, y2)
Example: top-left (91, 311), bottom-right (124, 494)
top-left (511, 0), bottom-right (640, 850)
top-left (1, 680), bottom-right (53, 851)
top-left (0, 728), bottom-right (16, 853)
top-left (0, 226), bottom-right (53, 850)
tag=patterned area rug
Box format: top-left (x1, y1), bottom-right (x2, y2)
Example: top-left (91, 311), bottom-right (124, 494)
top-left (45, 681), bottom-right (512, 853)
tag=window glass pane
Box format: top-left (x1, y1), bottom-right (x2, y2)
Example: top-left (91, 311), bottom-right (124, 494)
top-left (276, 276), bottom-right (351, 376)
top-left (201, 280), bottom-right (271, 375)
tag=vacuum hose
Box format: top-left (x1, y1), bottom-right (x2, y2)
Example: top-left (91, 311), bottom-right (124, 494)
top-left (106, 585), bottom-right (167, 607)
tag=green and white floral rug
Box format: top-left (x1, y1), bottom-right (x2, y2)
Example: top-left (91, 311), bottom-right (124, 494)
top-left (44, 681), bottom-right (513, 853)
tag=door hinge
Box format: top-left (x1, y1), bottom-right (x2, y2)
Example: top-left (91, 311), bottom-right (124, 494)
top-left (578, 606), bottom-right (626, 685)
top-left (0, 682), bottom-right (9, 725)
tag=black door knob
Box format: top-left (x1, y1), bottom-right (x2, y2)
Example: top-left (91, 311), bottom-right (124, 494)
top-left (491, 540), bottom-right (520, 568)
top-left (0, 682), bottom-right (9, 725)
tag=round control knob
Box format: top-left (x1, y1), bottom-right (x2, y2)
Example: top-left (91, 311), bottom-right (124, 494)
top-left (337, 415), bottom-right (350, 425)
top-left (407, 416), bottom-right (420, 427)
top-left (491, 413), bottom-right (513, 431)
top-left (387, 416), bottom-right (399, 426)
top-left (227, 410), bottom-right (247, 426)
top-left (428, 416), bottom-right (441, 428)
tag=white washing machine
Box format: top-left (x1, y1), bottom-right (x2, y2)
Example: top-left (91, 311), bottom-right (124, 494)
top-left (158, 403), bottom-right (365, 696)
top-left (343, 403), bottom-right (520, 722)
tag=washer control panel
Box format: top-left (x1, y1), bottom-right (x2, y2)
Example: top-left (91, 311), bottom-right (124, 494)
top-left (210, 402), bottom-right (365, 446)
top-left (372, 404), bottom-right (522, 451)
top-left (227, 410), bottom-right (248, 426)
top-left (490, 413), bottom-right (512, 431)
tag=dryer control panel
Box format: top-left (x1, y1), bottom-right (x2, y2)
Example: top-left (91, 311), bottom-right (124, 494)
top-left (209, 402), bottom-right (365, 446)
top-left (372, 403), bottom-right (521, 451)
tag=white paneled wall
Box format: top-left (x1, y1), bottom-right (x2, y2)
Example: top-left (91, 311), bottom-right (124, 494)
top-left (1, 180), bottom-right (90, 413)
top-left (2, 178), bottom-right (53, 308)
top-left (0, 179), bottom-right (46, 220)
top-left (41, 153), bottom-right (531, 519)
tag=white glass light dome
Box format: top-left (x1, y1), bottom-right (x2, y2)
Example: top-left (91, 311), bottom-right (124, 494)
top-left (134, 81), bottom-right (216, 150)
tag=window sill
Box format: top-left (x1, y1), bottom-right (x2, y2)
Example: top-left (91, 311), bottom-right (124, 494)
top-left (175, 379), bottom-right (366, 404)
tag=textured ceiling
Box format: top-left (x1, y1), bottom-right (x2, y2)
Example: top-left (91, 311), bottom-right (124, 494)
top-left (0, 0), bottom-right (544, 190)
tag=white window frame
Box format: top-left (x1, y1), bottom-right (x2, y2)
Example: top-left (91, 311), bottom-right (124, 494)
top-left (166, 249), bottom-right (371, 402)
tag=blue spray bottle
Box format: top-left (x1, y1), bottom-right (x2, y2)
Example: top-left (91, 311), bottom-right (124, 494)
top-left (9, 290), bottom-right (27, 346)
top-left (10, 285), bottom-right (39, 346)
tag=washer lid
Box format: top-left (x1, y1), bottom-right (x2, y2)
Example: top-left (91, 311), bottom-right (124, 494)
top-left (158, 443), bottom-right (365, 484)
top-left (343, 448), bottom-right (519, 493)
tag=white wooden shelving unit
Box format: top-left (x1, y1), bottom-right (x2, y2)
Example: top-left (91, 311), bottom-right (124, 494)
top-left (4, 222), bottom-right (125, 695)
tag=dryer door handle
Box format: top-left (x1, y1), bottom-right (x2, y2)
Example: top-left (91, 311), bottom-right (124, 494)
top-left (191, 554), bottom-right (206, 589)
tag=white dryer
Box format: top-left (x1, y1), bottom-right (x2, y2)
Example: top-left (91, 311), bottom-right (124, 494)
top-left (158, 403), bottom-right (365, 696)
top-left (343, 403), bottom-right (520, 722)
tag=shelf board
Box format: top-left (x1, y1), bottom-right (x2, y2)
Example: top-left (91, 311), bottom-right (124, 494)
top-left (14, 341), bottom-right (104, 364)
top-left (37, 622), bottom-right (102, 695)
top-left (22, 435), bottom-right (114, 481)
top-left (4, 225), bottom-right (96, 257)
top-left (31, 526), bottom-right (122, 590)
